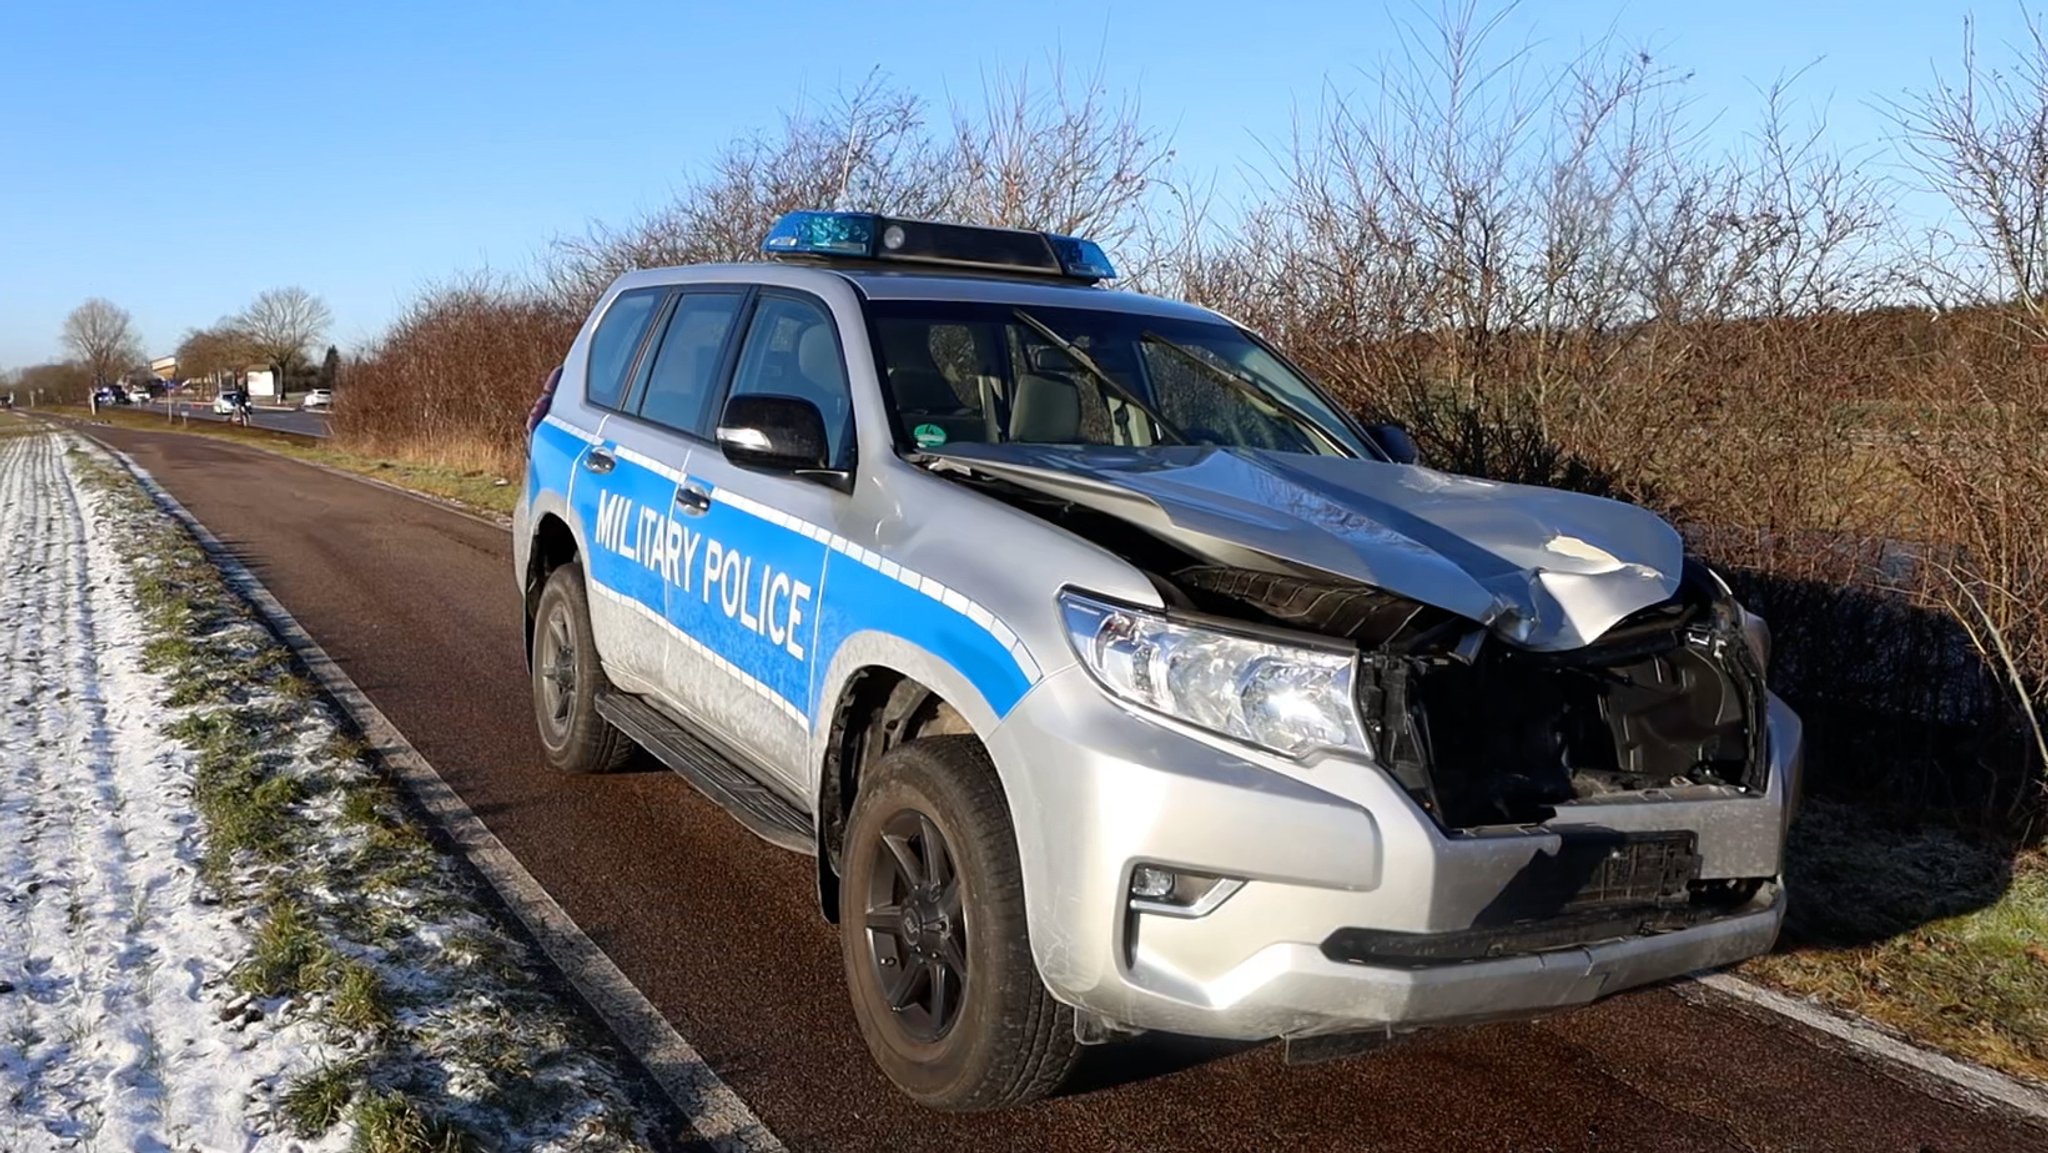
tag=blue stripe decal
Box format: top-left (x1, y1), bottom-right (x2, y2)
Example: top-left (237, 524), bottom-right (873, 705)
top-left (559, 430), bottom-right (1040, 728)
top-left (527, 416), bottom-right (589, 506)
top-left (810, 556), bottom-right (1034, 718)
top-left (666, 488), bottom-right (828, 719)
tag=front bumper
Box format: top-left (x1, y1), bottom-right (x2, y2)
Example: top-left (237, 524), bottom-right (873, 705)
top-left (987, 666), bottom-right (1801, 1042)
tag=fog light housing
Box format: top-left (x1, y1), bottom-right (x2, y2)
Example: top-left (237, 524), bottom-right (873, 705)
top-left (1126, 865), bottom-right (1244, 918)
top-left (1130, 865), bottom-right (1176, 900)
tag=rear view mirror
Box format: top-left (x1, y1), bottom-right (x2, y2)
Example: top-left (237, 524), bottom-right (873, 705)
top-left (717, 393), bottom-right (833, 474)
top-left (1366, 422), bottom-right (1420, 466)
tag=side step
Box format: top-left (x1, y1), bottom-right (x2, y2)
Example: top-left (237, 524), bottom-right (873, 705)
top-left (594, 690), bottom-right (814, 855)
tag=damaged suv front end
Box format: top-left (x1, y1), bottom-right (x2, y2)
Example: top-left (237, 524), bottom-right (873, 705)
top-left (879, 303), bottom-right (1801, 1055)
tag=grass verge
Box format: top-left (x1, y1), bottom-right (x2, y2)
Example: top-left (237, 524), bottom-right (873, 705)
top-left (50, 405), bottom-right (519, 517)
top-left (1745, 798), bottom-right (2048, 1087)
top-left (65, 437), bottom-right (654, 1150)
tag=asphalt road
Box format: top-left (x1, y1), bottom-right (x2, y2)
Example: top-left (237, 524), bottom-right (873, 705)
top-left (88, 425), bottom-right (2048, 1153)
top-left (130, 398), bottom-right (331, 437)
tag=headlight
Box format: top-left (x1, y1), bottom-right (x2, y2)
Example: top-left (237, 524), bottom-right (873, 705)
top-left (1059, 591), bottom-right (1369, 760)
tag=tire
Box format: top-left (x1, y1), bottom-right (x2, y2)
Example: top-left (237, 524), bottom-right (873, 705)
top-left (838, 736), bottom-right (1080, 1111)
top-left (530, 564), bottom-right (635, 774)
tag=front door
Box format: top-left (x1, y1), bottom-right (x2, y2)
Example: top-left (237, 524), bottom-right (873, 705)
top-left (667, 291), bottom-right (856, 793)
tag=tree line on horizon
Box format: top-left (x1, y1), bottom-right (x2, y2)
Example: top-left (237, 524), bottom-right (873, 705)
top-left (6, 287), bottom-right (337, 405)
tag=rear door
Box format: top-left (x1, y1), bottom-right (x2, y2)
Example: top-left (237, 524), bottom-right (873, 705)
top-left (666, 291), bottom-right (855, 792)
top-left (604, 288), bottom-right (753, 722)
top-left (566, 285), bottom-right (669, 687)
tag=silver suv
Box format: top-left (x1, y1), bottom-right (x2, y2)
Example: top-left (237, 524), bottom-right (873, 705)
top-left (515, 211), bottom-right (1801, 1111)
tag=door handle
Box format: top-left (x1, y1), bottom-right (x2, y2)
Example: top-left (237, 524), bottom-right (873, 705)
top-left (584, 448), bottom-right (616, 474)
top-left (674, 485), bottom-right (711, 515)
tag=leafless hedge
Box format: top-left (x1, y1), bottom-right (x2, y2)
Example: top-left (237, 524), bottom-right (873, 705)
top-left (334, 11), bottom-right (2044, 836)
top-left (326, 275), bottom-right (580, 472)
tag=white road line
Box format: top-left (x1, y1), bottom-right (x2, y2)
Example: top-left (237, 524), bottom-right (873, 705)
top-left (1685, 971), bottom-right (2048, 1124)
top-left (96, 444), bottom-right (785, 1153)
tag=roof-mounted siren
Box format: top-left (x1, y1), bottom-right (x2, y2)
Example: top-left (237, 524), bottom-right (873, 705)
top-left (760, 211), bottom-right (1117, 284)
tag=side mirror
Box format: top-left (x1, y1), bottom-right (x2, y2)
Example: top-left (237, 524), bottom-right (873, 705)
top-left (1366, 422), bottom-right (1420, 466)
top-left (717, 393), bottom-right (832, 474)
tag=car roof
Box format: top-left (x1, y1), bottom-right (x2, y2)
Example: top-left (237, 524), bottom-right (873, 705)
top-left (610, 261), bottom-right (1230, 325)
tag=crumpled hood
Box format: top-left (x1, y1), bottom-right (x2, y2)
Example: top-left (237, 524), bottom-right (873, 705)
top-left (935, 444), bottom-right (1684, 650)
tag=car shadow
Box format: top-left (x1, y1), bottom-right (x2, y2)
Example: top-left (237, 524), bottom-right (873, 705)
top-left (1725, 566), bottom-right (2033, 951)
top-left (1057, 1032), bottom-right (1264, 1097)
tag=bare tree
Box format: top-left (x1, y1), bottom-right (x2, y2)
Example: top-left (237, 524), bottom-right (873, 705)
top-left (546, 75), bottom-right (945, 308)
top-left (238, 287), bottom-right (332, 404)
top-left (175, 321), bottom-right (259, 390)
top-left (18, 361), bottom-right (94, 405)
top-left (941, 56), bottom-right (1172, 249)
top-left (543, 64), bottom-right (1174, 310)
top-left (1891, 13), bottom-right (2048, 330)
top-left (61, 298), bottom-right (142, 387)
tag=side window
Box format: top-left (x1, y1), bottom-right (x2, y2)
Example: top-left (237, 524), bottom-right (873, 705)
top-left (636, 291), bottom-right (744, 436)
top-left (728, 295), bottom-right (854, 469)
top-left (584, 288), bottom-right (665, 410)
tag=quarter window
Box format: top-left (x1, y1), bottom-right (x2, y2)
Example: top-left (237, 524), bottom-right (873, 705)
top-left (637, 291), bottom-right (745, 436)
top-left (584, 288), bottom-right (665, 410)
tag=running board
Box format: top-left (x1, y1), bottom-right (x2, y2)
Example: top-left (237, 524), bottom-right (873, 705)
top-left (594, 690), bottom-right (814, 855)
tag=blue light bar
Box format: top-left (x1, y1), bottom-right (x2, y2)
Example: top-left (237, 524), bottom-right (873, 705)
top-left (1047, 233), bottom-right (1117, 281)
top-left (760, 210), bottom-right (1118, 282)
top-left (761, 211), bottom-right (877, 257)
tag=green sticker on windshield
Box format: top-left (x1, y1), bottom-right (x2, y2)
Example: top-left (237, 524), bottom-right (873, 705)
top-left (913, 422), bottom-right (948, 447)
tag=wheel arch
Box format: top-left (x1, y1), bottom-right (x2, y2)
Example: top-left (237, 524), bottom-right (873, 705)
top-left (523, 510), bottom-right (582, 669)
top-left (810, 633), bottom-right (1021, 923)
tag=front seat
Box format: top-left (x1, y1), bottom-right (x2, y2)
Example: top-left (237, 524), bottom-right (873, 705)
top-left (877, 325), bottom-right (962, 408)
top-left (1008, 372), bottom-right (1082, 443)
top-left (794, 324), bottom-right (852, 461)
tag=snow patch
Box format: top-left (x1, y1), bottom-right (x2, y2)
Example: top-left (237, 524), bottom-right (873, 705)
top-left (0, 433), bottom-right (658, 1150)
top-left (0, 432), bottom-right (340, 1149)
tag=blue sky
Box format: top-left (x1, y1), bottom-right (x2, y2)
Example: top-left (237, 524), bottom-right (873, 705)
top-left (0, 1), bottom-right (2021, 367)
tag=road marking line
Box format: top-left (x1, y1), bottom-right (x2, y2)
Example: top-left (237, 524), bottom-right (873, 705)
top-left (96, 443), bottom-right (785, 1153)
top-left (1685, 971), bottom-right (2048, 1124)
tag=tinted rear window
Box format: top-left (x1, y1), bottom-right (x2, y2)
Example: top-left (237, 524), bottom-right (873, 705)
top-left (585, 288), bottom-right (665, 409)
top-left (636, 291), bottom-right (745, 437)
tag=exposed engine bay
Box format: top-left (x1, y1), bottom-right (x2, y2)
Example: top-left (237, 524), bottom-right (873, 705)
top-left (1178, 561), bottom-right (1765, 828)
top-left (931, 447), bottom-right (1767, 831)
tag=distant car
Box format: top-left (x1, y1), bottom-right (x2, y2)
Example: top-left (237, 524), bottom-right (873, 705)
top-left (127, 385), bottom-right (153, 404)
top-left (213, 390), bottom-right (250, 416)
top-left (93, 385), bottom-right (128, 406)
top-left (301, 388), bottom-right (333, 410)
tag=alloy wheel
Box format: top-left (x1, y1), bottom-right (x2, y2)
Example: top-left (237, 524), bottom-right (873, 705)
top-left (537, 604), bottom-right (577, 740)
top-left (861, 810), bottom-right (967, 1042)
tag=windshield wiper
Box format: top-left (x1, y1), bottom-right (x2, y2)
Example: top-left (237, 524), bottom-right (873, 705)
top-left (1139, 331), bottom-right (1351, 456)
top-left (1011, 309), bottom-right (1188, 445)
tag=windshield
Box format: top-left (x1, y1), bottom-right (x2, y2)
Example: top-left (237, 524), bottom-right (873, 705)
top-left (865, 300), bottom-right (1372, 457)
